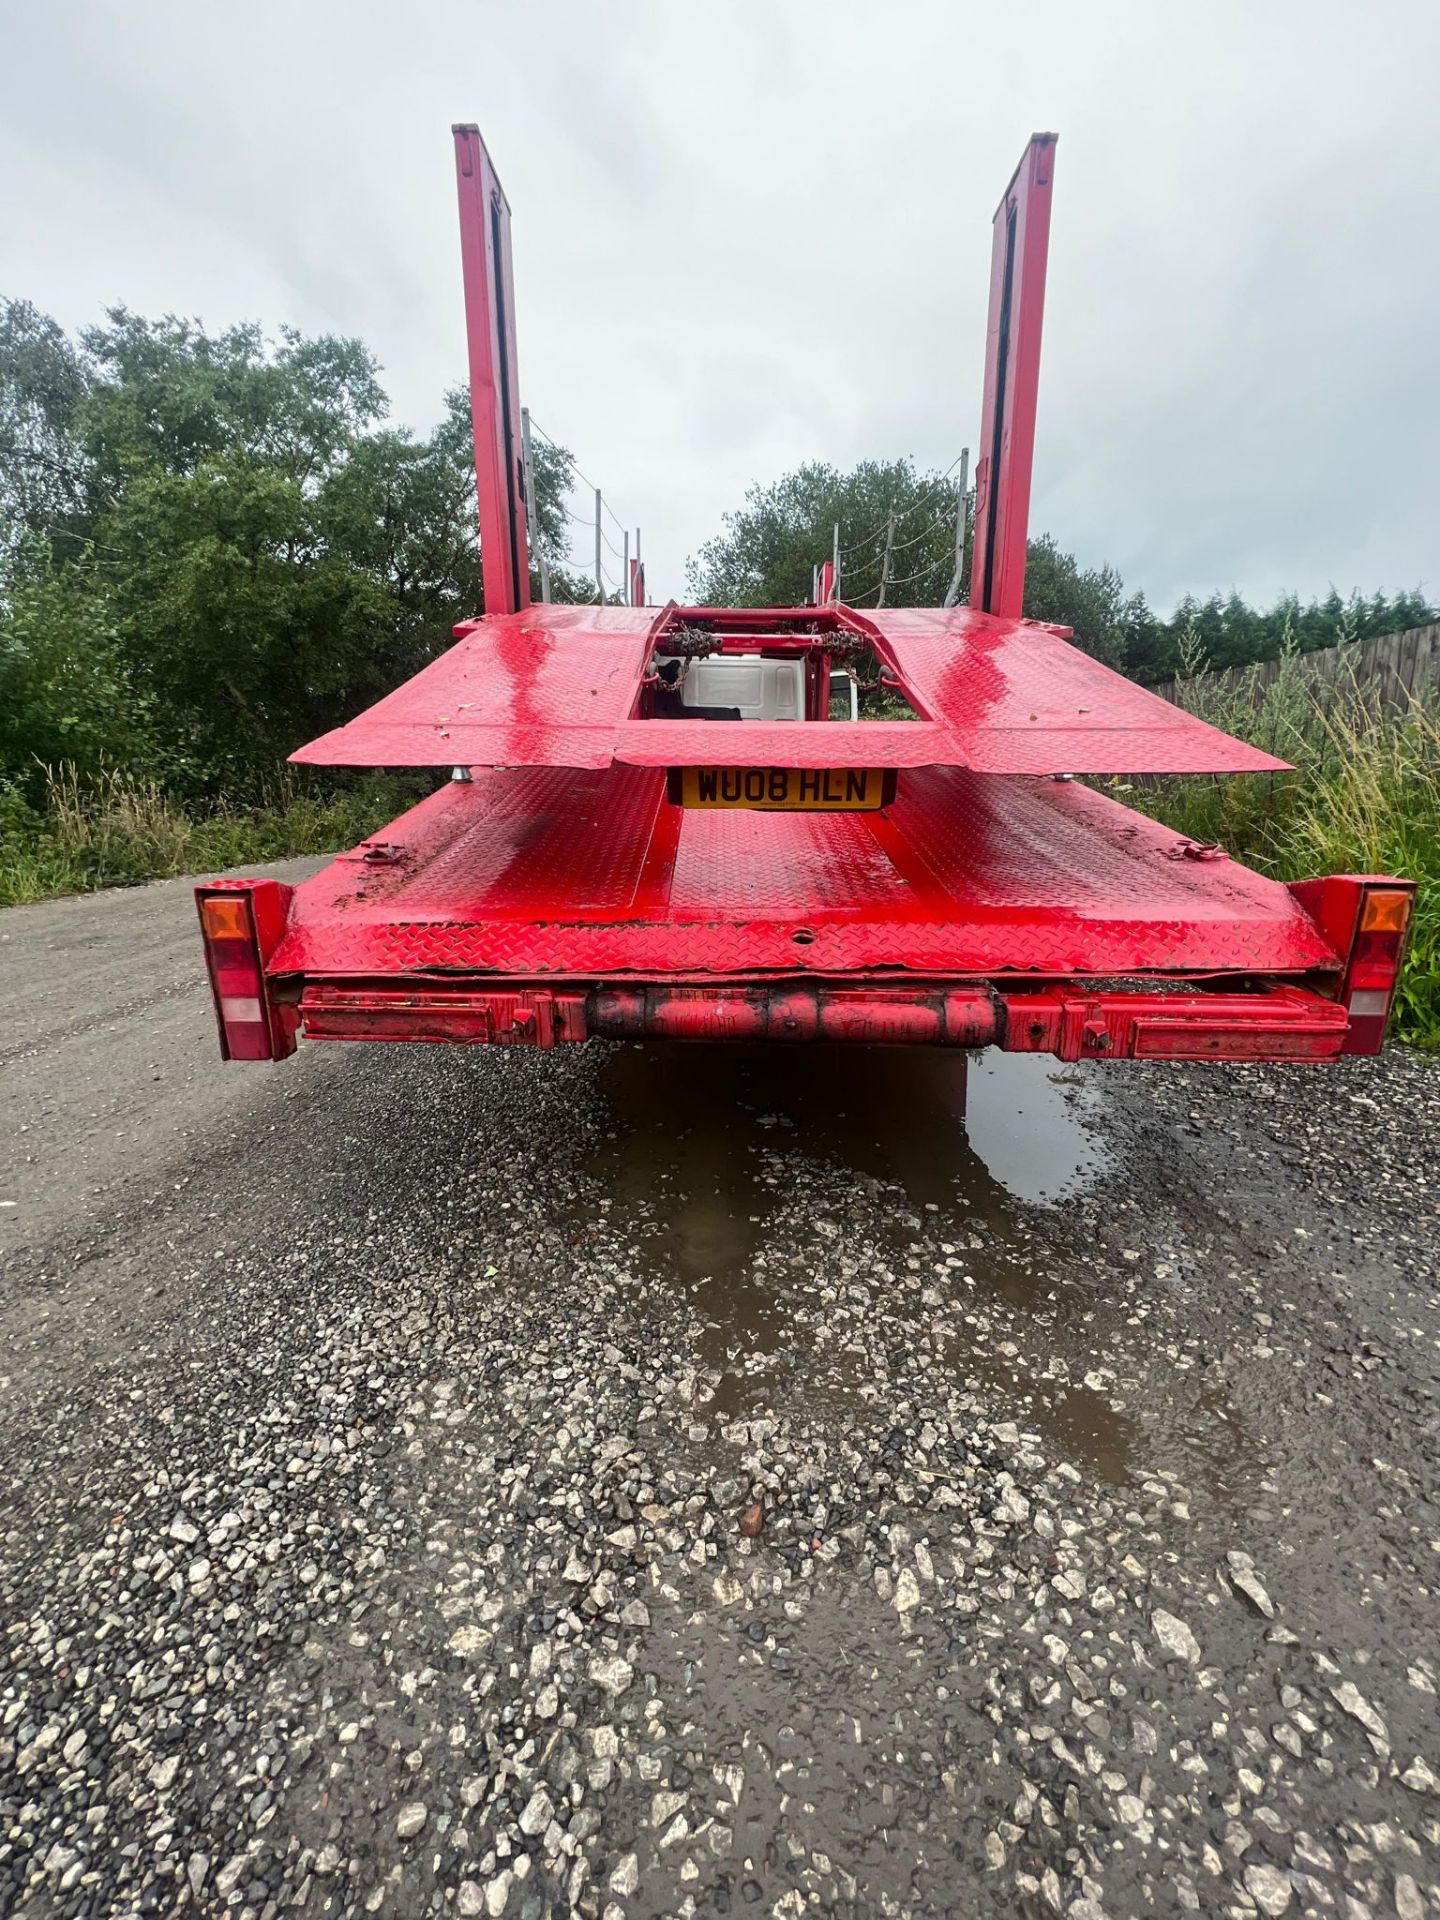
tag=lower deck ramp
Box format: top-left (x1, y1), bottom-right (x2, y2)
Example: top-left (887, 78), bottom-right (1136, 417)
top-left (269, 767), bottom-right (1339, 982)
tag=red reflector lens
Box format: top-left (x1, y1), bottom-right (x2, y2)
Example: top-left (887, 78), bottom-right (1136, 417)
top-left (1343, 1012), bottom-right (1389, 1057)
top-left (1349, 928), bottom-right (1402, 992)
top-left (201, 895), bottom-right (252, 941)
top-left (1352, 929), bottom-right (1397, 962)
top-left (222, 1021), bottom-right (274, 1062)
top-left (208, 936), bottom-right (261, 984)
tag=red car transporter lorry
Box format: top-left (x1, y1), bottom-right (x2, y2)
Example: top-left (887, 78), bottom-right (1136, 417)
top-left (195, 127), bottom-right (1413, 1068)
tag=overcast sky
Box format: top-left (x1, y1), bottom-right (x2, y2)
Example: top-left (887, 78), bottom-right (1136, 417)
top-left (5, 1), bottom-right (1438, 612)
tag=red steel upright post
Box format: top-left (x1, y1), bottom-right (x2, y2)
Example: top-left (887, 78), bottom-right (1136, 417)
top-left (453, 123), bottom-right (530, 616)
top-left (969, 134), bottom-right (1057, 621)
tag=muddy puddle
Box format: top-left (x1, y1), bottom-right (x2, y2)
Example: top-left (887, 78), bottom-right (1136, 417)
top-left (584, 1042), bottom-right (1103, 1226)
top-left (573, 1043), bottom-right (1264, 1504)
top-left (577, 1046), bottom-right (1145, 1453)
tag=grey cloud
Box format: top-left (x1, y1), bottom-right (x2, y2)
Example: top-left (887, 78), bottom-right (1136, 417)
top-left (3, 0), bottom-right (1435, 609)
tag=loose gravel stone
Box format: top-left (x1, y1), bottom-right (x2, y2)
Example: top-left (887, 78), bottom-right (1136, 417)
top-left (610, 1853), bottom-right (640, 1895)
top-left (1330, 1679), bottom-right (1389, 1743)
top-left (1244, 1863), bottom-right (1294, 1914)
top-left (1225, 1549), bottom-right (1277, 1619)
top-left (518, 1786), bottom-right (554, 1837)
top-left (587, 1654), bottom-right (635, 1698)
top-left (1151, 1607), bottom-right (1203, 1664)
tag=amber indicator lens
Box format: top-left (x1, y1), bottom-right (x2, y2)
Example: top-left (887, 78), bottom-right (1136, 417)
top-left (1359, 889), bottom-right (1411, 935)
top-left (201, 896), bottom-right (252, 941)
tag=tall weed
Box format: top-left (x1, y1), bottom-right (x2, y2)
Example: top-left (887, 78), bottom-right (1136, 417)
top-left (1136, 660), bottom-right (1440, 1047)
top-left (0, 765), bottom-right (419, 906)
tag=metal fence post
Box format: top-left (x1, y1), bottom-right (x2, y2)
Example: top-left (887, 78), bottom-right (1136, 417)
top-left (876, 512), bottom-right (896, 608)
top-left (520, 408), bottom-right (551, 604)
top-left (942, 447), bottom-right (971, 610)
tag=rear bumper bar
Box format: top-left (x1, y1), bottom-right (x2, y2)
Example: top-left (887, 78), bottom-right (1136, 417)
top-left (197, 871), bottom-right (1413, 1066)
top-left (294, 978), bottom-right (1350, 1063)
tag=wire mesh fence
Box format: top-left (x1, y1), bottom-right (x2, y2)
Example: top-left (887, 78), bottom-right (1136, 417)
top-left (526, 414), bottom-right (641, 606)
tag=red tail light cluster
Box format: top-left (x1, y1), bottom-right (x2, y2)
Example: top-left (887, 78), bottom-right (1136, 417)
top-left (1289, 874), bottom-right (1415, 1056)
top-left (195, 881), bottom-right (296, 1061)
top-left (1341, 885), bottom-right (1414, 1055)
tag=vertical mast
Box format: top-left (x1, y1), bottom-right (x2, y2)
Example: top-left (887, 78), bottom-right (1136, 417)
top-left (969, 133), bottom-right (1057, 621)
top-left (453, 123), bottom-right (530, 616)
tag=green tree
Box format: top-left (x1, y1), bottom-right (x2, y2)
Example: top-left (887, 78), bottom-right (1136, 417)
top-left (686, 450), bottom-right (1437, 682)
top-left (0, 298), bottom-right (92, 563)
top-left (77, 310), bottom-right (386, 493)
top-left (1137, 585), bottom-right (1439, 683)
top-left (687, 458), bottom-right (963, 609)
top-left (686, 456), bottom-right (1148, 665)
top-left (1020, 534), bottom-right (1154, 668)
top-left (0, 535), bottom-right (151, 786)
top-left (0, 301), bottom-right (584, 799)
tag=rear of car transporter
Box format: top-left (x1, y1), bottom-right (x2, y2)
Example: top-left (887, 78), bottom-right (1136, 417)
top-left (196, 127), bottom-right (1414, 1070)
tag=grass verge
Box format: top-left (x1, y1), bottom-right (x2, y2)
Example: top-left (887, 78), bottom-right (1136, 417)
top-left (1126, 653), bottom-right (1439, 1048)
top-left (0, 766), bottom-right (423, 907)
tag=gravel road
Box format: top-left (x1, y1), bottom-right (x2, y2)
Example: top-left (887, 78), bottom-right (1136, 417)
top-left (3, 871), bottom-right (1439, 1920)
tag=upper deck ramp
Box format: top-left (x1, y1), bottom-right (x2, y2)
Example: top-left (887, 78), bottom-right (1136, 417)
top-left (291, 603), bottom-right (1287, 778)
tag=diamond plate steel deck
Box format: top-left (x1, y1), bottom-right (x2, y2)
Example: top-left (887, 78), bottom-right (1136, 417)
top-left (267, 766), bottom-right (1341, 983)
top-left (289, 603), bottom-right (1289, 777)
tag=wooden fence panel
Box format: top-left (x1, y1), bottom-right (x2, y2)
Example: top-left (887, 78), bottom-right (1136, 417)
top-left (1152, 624), bottom-right (1440, 715)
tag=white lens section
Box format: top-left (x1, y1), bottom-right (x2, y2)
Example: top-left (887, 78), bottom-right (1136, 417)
top-left (1347, 989), bottom-right (1390, 1018)
top-left (220, 996), bottom-right (264, 1024)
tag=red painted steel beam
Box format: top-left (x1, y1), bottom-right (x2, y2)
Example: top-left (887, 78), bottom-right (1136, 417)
top-left (291, 604), bottom-right (1291, 776)
top-left (286, 977), bottom-right (1353, 1063)
top-left (589, 985), bottom-right (999, 1048)
top-left (453, 124), bottom-right (530, 616)
top-left (264, 766), bottom-right (1340, 982)
top-left (995, 985), bottom-right (1348, 1063)
top-left (970, 134), bottom-right (1057, 621)
top-left (301, 984), bottom-right (587, 1048)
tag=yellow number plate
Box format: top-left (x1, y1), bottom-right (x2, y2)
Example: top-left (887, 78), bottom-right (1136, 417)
top-left (668, 767), bottom-right (896, 811)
